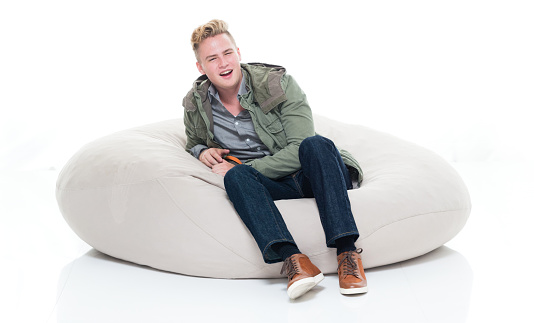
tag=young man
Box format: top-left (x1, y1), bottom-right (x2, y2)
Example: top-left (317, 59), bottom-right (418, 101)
top-left (183, 19), bottom-right (367, 300)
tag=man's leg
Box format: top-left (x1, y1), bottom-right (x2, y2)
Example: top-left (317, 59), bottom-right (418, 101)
top-left (298, 135), bottom-right (359, 247)
top-left (298, 135), bottom-right (368, 294)
top-left (224, 165), bottom-right (324, 299)
top-left (224, 165), bottom-right (300, 264)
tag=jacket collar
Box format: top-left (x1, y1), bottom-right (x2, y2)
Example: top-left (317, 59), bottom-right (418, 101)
top-left (182, 63), bottom-right (287, 114)
top-left (182, 74), bottom-right (210, 112)
top-left (207, 73), bottom-right (248, 105)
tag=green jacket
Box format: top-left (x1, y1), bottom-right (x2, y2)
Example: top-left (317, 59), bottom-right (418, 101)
top-left (182, 63), bottom-right (363, 184)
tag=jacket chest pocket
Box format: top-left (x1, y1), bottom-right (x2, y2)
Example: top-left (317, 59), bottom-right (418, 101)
top-left (262, 115), bottom-right (287, 149)
top-left (265, 117), bottom-right (283, 134)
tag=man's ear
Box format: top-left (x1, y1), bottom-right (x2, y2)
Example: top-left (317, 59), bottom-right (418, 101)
top-left (196, 61), bottom-right (205, 75)
top-left (237, 48), bottom-right (241, 61)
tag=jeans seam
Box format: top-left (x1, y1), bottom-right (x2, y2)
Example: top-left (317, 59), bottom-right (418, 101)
top-left (291, 172), bottom-right (305, 198)
top-left (302, 137), bottom-right (356, 245)
top-left (256, 171), bottom-right (289, 242)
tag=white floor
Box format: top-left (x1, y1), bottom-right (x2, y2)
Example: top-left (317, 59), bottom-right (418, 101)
top-left (1, 161), bottom-right (532, 323)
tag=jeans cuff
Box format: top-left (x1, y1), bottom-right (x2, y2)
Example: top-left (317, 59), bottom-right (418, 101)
top-left (326, 232), bottom-right (359, 248)
top-left (262, 239), bottom-right (297, 264)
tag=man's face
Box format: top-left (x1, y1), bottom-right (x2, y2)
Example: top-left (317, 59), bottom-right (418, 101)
top-left (196, 33), bottom-right (242, 92)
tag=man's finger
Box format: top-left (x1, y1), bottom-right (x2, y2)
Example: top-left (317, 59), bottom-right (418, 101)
top-left (213, 152), bottom-right (223, 163)
top-left (200, 150), bottom-right (215, 167)
top-left (204, 152), bottom-right (219, 166)
top-left (200, 148), bottom-right (230, 167)
top-left (214, 149), bottom-right (230, 162)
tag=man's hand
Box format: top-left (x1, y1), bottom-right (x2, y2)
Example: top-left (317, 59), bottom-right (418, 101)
top-left (211, 160), bottom-right (235, 177)
top-left (199, 148), bottom-right (230, 168)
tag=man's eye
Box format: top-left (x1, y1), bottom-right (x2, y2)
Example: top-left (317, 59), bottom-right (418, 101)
top-left (209, 58), bottom-right (216, 62)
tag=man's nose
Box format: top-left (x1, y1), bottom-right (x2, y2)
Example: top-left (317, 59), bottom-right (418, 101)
top-left (219, 56), bottom-right (228, 68)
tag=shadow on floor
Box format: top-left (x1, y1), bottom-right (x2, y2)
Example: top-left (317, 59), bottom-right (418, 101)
top-left (52, 246), bottom-right (472, 323)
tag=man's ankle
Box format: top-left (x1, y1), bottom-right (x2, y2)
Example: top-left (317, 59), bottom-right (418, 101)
top-left (335, 235), bottom-right (357, 256)
top-left (272, 242), bottom-right (301, 261)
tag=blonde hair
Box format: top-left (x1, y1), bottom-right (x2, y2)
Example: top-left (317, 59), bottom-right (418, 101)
top-left (191, 19), bottom-right (237, 62)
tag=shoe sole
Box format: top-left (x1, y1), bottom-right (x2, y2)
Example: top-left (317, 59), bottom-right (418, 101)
top-left (340, 286), bottom-right (368, 295)
top-left (287, 273), bottom-right (324, 300)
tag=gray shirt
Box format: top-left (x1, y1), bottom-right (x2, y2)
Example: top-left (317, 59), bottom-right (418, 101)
top-left (190, 74), bottom-right (272, 162)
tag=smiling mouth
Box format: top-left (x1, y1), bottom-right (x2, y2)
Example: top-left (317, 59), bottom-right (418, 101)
top-left (220, 70), bottom-right (233, 77)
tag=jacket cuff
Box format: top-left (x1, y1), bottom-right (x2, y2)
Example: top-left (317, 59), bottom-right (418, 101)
top-left (190, 144), bottom-right (208, 159)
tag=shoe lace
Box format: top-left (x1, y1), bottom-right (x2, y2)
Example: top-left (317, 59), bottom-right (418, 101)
top-left (280, 256), bottom-right (299, 280)
top-left (338, 248), bottom-right (363, 278)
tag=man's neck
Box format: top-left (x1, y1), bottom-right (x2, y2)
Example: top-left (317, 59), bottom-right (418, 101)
top-left (216, 74), bottom-right (243, 105)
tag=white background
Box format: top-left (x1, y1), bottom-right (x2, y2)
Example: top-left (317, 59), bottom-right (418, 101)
top-left (1, 1), bottom-right (534, 322)
top-left (1, 0), bottom-right (532, 171)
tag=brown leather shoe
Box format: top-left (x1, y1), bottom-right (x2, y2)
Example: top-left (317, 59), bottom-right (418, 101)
top-left (337, 249), bottom-right (368, 294)
top-left (280, 254), bottom-right (324, 299)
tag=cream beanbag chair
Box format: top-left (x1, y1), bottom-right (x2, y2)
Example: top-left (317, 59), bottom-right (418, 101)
top-left (56, 116), bottom-right (471, 278)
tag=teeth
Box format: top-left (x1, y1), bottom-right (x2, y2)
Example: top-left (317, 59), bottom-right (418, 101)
top-left (221, 70), bottom-right (232, 75)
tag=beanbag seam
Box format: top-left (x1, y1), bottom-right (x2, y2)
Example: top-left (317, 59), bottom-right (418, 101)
top-left (157, 178), bottom-right (261, 269)
top-left (360, 207), bottom-right (471, 241)
top-left (56, 175), bottom-right (217, 191)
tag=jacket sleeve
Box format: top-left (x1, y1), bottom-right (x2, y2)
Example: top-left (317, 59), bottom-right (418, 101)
top-left (183, 109), bottom-right (207, 156)
top-left (245, 75), bottom-right (315, 179)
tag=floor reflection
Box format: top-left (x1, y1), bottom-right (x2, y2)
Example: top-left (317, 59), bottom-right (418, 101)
top-left (54, 246), bottom-right (472, 323)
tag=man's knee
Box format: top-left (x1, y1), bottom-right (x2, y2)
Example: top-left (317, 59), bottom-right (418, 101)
top-left (299, 135), bottom-right (334, 157)
top-left (224, 164), bottom-right (255, 188)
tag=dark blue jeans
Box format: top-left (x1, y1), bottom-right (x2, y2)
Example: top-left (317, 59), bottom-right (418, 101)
top-left (224, 135), bottom-right (359, 264)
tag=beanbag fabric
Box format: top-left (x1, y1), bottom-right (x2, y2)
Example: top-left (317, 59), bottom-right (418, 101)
top-left (56, 116), bottom-right (471, 278)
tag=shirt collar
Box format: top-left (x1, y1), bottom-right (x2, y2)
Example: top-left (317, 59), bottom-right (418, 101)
top-left (208, 69), bottom-right (248, 104)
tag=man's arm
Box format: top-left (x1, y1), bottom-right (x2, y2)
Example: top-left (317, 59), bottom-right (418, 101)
top-left (184, 109), bottom-right (207, 155)
top-left (245, 75), bottom-right (315, 179)
top-left (183, 110), bottom-right (231, 168)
